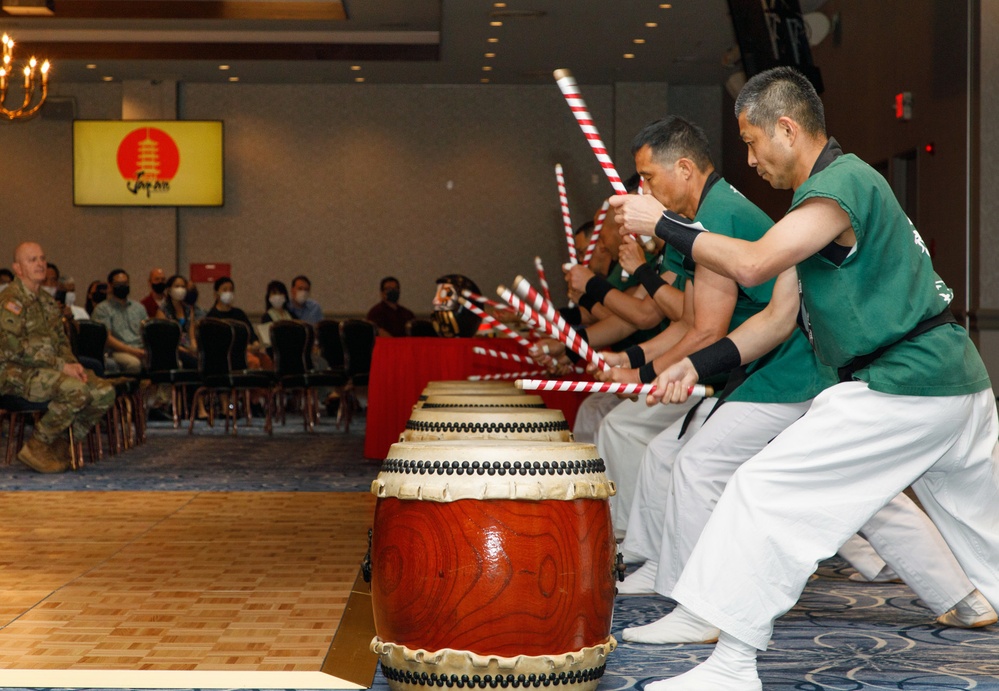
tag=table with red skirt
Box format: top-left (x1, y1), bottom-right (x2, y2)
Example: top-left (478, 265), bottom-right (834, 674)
top-left (364, 337), bottom-right (589, 460)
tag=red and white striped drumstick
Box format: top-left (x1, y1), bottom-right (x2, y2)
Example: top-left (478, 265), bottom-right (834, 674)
top-left (555, 164), bottom-right (578, 265)
top-left (461, 289), bottom-right (505, 312)
top-left (469, 370), bottom-right (550, 381)
top-left (511, 274), bottom-right (610, 373)
top-left (457, 296), bottom-right (533, 351)
top-left (472, 346), bottom-right (533, 365)
top-left (515, 379), bottom-right (714, 397)
top-left (500, 283), bottom-right (610, 373)
top-left (582, 199), bottom-right (609, 266)
top-left (534, 256), bottom-right (552, 303)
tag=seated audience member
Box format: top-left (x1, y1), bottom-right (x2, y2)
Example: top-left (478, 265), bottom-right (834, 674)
top-left (85, 280), bottom-right (108, 316)
top-left (58, 275), bottom-right (89, 321)
top-left (90, 268), bottom-right (147, 374)
top-left (206, 276), bottom-right (271, 369)
top-left (155, 274), bottom-right (198, 369)
top-left (261, 280), bottom-right (293, 324)
top-left (366, 276), bottom-right (415, 337)
top-left (0, 268), bottom-right (13, 286)
top-left (0, 242), bottom-right (115, 473)
top-left (42, 262), bottom-right (60, 298)
top-left (288, 274), bottom-right (323, 324)
top-left (184, 282), bottom-right (207, 320)
top-left (140, 268), bottom-right (168, 318)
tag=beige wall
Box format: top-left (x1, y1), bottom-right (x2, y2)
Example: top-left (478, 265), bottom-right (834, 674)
top-left (1, 80), bottom-right (721, 317)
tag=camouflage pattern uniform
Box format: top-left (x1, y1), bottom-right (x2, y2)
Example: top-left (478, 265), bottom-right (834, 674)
top-left (0, 278), bottom-right (115, 442)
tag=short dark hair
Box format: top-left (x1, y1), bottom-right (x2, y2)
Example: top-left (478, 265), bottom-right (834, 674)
top-left (380, 276), bottom-right (400, 291)
top-left (46, 262), bottom-right (59, 279)
top-left (575, 220), bottom-right (595, 240)
top-left (107, 268), bottom-right (128, 283)
top-left (630, 115), bottom-right (713, 172)
top-left (291, 275), bottom-right (311, 289)
top-left (734, 66), bottom-right (826, 137)
top-left (214, 276), bottom-right (234, 292)
top-left (166, 274), bottom-right (187, 290)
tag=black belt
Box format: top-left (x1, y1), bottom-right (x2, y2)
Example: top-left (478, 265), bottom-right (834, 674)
top-left (837, 308), bottom-right (957, 383)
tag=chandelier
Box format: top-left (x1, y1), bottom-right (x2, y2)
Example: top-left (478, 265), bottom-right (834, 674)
top-left (0, 33), bottom-right (49, 120)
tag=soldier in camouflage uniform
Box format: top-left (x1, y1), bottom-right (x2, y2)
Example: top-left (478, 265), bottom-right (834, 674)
top-left (0, 242), bottom-right (115, 473)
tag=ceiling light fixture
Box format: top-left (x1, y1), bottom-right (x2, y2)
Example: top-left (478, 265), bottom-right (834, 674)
top-left (633, 38), bottom-right (646, 44)
top-left (623, 53), bottom-right (635, 59)
top-left (645, 22), bottom-right (658, 28)
top-left (1, 0), bottom-right (53, 16)
top-left (659, 3), bottom-right (672, 8)
top-left (490, 21), bottom-right (503, 26)
top-left (350, 65), bottom-right (362, 71)
top-left (102, 76), bottom-right (113, 82)
top-left (482, 66), bottom-right (492, 71)
top-left (485, 52), bottom-right (495, 58)
top-left (493, 2), bottom-right (506, 6)
top-left (86, 64), bottom-right (96, 70)
top-left (355, 77), bottom-right (365, 82)
top-left (228, 76), bottom-right (239, 82)
top-left (218, 65), bottom-right (230, 70)
top-left (487, 38), bottom-right (499, 43)
top-left (0, 33), bottom-right (50, 120)
top-left (481, 78), bottom-right (490, 83)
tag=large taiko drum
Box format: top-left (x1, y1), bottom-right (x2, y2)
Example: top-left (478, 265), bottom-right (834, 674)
top-left (420, 393), bottom-right (546, 409)
top-left (416, 381), bottom-right (521, 406)
top-left (369, 441), bottom-right (617, 691)
top-left (400, 406), bottom-right (573, 442)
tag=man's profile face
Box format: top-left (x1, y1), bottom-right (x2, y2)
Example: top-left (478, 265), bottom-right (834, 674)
top-left (738, 112), bottom-right (795, 190)
top-left (635, 145), bottom-right (685, 213)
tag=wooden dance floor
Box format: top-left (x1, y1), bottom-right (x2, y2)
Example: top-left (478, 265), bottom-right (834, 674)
top-left (0, 490), bottom-right (378, 689)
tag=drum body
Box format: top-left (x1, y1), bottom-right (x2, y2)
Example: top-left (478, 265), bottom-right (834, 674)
top-left (419, 393), bottom-right (545, 409)
top-left (401, 406), bottom-right (572, 443)
top-left (370, 441), bottom-right (617, 691)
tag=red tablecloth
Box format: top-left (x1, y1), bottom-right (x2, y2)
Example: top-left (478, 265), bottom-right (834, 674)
top-left (363, 337), bottom-right (588, 460)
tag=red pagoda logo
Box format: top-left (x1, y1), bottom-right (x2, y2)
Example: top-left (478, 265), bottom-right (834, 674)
top-left (116, 127), bottom-right (180, 197)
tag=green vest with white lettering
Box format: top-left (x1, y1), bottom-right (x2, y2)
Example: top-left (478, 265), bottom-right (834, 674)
top-left (791, 154), bottom-right (990, 396)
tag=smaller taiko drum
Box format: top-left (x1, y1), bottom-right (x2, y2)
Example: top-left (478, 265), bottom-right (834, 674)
top-left (369, 440), bottom-right (617, 691)
top-left (400, 406), bottom-right (572, 442)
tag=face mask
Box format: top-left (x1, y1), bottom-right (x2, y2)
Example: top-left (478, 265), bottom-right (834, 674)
top-left (269, 294), bottom-right (287, 309)
top-left (112, 284), bottom-right (130, 300)
top-left (41, 285), bottom-right (58, 297)
top-left (295, 289), bottom-right (309, 305)
top-left (64, 291), bottom-right (76, 307)
top-left (170, 286), bottom-right (188, 302)
top-left (185, 287), bottom-right (199, 306)
top-left (386, 289), bottom-right (400, 303)
top-left (151, 281), bottom-right (168, 295)
top-left (92, 287), bottom-right (108, 305)
top-left (218, 291), bottom-right (234, 306)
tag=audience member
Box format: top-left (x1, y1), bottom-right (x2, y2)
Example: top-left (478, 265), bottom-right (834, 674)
top-left (261, 280), bottom-right (293, 324)
top-left (59, 275), bottom-right (89, 320)
top-left (0, 268), bottom-right (13, 286)
top-left (155, 275), bottom-right (198, 369)
top-left (206, 276), bottom-right (271, 369)
top-left (42, 262), bottom-right (60, 297)
top-left (140, 268), bottom-right (168, 318)
top-left (0, 242), bottom-right (115, 473)
top-left (91, 269), bottom-right (147, 374)
top-left (184, 283), bottom-right (207, 320)
top-left (85, 280), bottom-right (108, 316)
top-left (366, 276), bottom-right (415, 337)
top-left (288, 275), bottom-right (323, 324)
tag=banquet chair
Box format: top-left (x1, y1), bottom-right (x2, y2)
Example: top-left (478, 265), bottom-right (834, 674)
top-left (142, 319), bottom-right (201, 428)
top-left (270, 320), bottom-right (348, 431)
top-left (339, 318), bottom-right (377, 432)
top-left (405, 318), bottom-right (438, 337)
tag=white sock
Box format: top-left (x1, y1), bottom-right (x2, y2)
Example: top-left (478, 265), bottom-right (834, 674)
top-left (622, 604), bottom-right (720, 644)
top-left (617, 561), bottom-right (658, 595)
top-left (643, 631), bottom-right (762, 691)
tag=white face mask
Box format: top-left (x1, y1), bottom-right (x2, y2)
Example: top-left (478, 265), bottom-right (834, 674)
top-left (170, 286), bottom-right (188, 302)
top-left (64, 291), bottom-right (76, 307)
top-left (41, 285), bottom-right (58, 296)
top-left (269, 294), bottom-right (287, 309)
top-left (294, 289), bottom-right (309, 305)
top-left (219, 291), bottom-right (234, 306)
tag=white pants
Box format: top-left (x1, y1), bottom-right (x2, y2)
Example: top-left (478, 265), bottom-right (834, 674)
top-left (572, 392), bottom-right (624, 445)
top-left (671, 382), bottom-right (999, 650)
top-left (597, 395), bottom-right (702, 533)
top-left (837, 533), bottom-right (888, 580)
top-left (656, 399), bottom-right (977, 616)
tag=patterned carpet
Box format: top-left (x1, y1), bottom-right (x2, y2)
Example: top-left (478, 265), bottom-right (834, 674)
top-left (3, 416), bottom-right (999, 689)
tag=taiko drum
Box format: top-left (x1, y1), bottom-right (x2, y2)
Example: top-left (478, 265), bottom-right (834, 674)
top-left (400, 406), bottom-right (573, 443)
top-left (369, 440), bottom-right (617, 691)
top-left (419, 393), bottom-right (546, 409)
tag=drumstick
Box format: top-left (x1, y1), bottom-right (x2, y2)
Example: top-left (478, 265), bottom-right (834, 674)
top-left (534, 256), bottom-right (552, 303)
top-left (511, 274), bottom-right (611, 373)
top-left (555, 164), bottom-right (578, 265)
top-left (457, 296), bottom-right (533, 351)
top-left (461, 289), bottom-right (505, 312)
top-left (472, 346), bottom-right (534, 365)
top-left (499, 284), bottom-right (610, 373)
top-left (582, 199), bottom-right (609, 266)
top-left (468, 370), bottom-right (550, 381)
top-left (516, 379), bottom-right (714, 397)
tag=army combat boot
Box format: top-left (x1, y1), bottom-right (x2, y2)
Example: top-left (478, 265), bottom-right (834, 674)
top-left (17, 437), bottom-right (70, 474)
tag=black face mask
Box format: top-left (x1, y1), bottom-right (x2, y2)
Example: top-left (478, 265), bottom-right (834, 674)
top-left (184, 287), bottom-right (199, 306)
top-left (151, 281), bottom-right (168, 295)
top-left (112, 284), bottom-right (130, 300)
top-left (92, 286), bottom-right (108, 305)
top-left (386, 289), bottom-right (400, 303)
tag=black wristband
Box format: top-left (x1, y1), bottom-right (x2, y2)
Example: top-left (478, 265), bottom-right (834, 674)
top-left (687, 337), bottom-right (741, 380)
top-left (654, 210), bottom-right (704, 258)
top-left (632, 262), bottom-right (666, 298)
top-left (638, 362), bottom-right (657, 384)
top-left (560, 305), bottom-right (583, 325)
top-left (577, 294), bottom-right (597, 313)
top-left (625, 345), bottom-right (646, 369)
top-left (585, 275), bottom-right (615, 304)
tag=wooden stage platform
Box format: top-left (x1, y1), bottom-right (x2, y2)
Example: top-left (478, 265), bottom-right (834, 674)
top-left (0, 491), bottom-right (378, 689)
